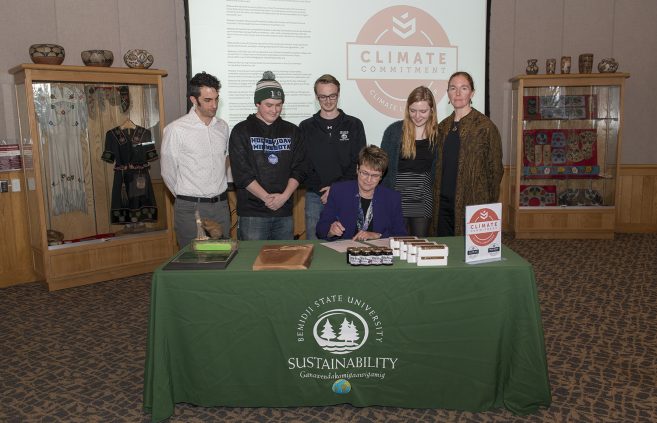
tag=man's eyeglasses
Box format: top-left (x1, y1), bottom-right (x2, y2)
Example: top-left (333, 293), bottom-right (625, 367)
top-left (317, 94), bottom-right (338, 101)
top-left (358, 169), bottom-right (382, 180)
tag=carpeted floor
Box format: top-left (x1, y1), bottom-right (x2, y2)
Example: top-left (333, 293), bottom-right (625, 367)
top-left (1, 234), bottom-right (656, 422)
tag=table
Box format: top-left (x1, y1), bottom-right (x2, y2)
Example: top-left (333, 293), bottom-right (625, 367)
top-left (143, 238), bottom-right (551, 422)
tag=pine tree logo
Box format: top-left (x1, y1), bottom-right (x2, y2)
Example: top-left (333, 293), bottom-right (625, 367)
top-left (312, 309), bottom-right (369, 355)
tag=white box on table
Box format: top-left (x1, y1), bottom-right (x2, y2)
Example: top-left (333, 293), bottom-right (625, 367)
top-left (417, 244), bottom-right (449, 266)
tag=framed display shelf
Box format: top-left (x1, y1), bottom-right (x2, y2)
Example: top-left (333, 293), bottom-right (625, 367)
top-left (508, 73), bottom-right (630, 239)
top-left (10, 64), bottom-right (176, 290)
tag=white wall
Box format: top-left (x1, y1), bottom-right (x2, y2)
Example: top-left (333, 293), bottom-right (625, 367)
top-left (0, 0), bottom-right (655, 164)
top-left (489, 0), bottom-right (657, 164)
top-left (0, 0), bottom-right (188, 147)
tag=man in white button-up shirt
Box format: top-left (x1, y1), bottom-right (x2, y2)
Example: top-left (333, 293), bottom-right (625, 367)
top-left (161, 72), bottom-right (231, 248)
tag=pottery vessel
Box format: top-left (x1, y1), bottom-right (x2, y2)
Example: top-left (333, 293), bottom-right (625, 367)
top-left (560, 56), bottom-right (571, 74)
top-left (526, 59), bottom-right (539, 75)
top-left (597, 58), bottom-right (619, 73)
top-left (578, 53), bottom-right (594, 73)
top-left (123, 49), bottom-right (154, 69)
top-left (546, 58), bottom-right (556, 74)
top-left (81, 50), bottom-right (114, 67)
top-left (29, 44), bottom-right (65, 65)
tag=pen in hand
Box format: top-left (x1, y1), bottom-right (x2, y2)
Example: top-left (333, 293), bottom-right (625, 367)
top-left (329, 215), bottom-right (345, 238)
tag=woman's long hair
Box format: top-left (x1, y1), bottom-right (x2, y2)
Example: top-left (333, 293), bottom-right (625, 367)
top-left (401, 86), bottom-right (438, 159)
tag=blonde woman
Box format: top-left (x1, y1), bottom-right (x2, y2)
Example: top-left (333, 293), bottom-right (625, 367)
top-left (381, 86), bottom-right (439, 237)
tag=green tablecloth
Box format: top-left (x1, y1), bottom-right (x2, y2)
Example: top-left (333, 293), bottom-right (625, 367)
top-left (143, 238), bottom-right (551, 422)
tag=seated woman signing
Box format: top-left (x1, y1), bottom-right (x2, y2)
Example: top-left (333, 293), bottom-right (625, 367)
top-left (316, 145), bottom-right (407, 241)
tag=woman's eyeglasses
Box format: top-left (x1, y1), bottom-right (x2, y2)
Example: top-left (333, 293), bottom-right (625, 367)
top-left (358, 169), bottom-right (382, 180)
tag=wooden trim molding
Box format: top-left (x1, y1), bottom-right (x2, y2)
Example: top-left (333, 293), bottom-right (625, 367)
top-left (616, 164), bottom-right (657, 233)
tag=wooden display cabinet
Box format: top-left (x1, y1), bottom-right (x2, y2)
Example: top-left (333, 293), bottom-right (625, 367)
top-left (10, 64), bottom-right (176, 290)
top-left (508, 73), bottom-right (629, 239)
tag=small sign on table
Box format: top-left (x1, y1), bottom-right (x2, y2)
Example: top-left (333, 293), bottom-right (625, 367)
top-left (465, 202), bottom-right (502, 264)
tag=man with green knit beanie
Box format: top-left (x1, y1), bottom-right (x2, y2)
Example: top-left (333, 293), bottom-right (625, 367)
top-left (229, 71), bottom-right (306, 240)
top-left (254, 70), bottom-right (285, 104)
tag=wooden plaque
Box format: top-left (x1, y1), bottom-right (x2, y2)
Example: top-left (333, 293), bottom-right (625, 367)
top-left (252, 244), bottom-right (314, 271)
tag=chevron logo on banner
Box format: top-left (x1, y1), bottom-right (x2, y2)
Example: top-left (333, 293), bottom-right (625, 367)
top-left (347, 5), bottom-right (456, 118)
top-left (392, 12), bottom-right (416, 38)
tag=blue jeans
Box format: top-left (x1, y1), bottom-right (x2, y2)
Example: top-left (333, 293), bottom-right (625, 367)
top-left (304, 191), bottom-right (324, 240)
top-left (238, 216), bottom-right (294, 240)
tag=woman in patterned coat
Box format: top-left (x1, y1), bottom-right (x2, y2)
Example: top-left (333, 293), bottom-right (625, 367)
top-left (431, 71), bottom-right (503, 236)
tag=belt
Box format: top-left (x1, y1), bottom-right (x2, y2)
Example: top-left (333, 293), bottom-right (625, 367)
top-left (176, 192), bottom-right (227, 203)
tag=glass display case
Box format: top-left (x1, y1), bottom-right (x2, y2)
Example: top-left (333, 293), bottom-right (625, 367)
top-left (10, 64), bottom-right (176, 290)
top-left (509, 73), bottom-right (629, 239)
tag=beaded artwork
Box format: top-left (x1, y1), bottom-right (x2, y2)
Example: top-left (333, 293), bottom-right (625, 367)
top-left (523, 95), bottom-right (598, 120)
top-left (523, 129), bottom-right (599, 178)
top-left (519, 185), bottom-right (557, 206)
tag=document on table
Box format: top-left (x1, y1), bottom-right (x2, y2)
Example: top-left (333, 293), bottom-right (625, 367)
top-left (320, 240), bottom-right (367, 253)
top-left (364, 238), bottom-right (391, 248)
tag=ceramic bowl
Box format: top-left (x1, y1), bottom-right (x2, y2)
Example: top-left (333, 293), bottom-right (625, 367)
top-left (81, 49), bottom-right (114, 67)
top-left (29, 44), bottom-right (65, 65)
top-left (598, 58), bottom-right (619, 73)
top-left (123, 49), bottom-right (154, 69)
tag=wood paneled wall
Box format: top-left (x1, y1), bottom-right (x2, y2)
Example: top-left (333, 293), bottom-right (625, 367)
top-left (0, 178), bottom-right (170, 288)
top-left (2, 165), bottom-right (654, 288)
top-left (616, 165), bottom-right (657, 232)
top-left (0, 170), bottom-right (37, 287)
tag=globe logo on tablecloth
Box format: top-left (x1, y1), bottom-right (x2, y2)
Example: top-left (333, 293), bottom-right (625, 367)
top-left (332, 378), bottom-right (352, 394)
top-left (313, 309), bottom-right (369, 355)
